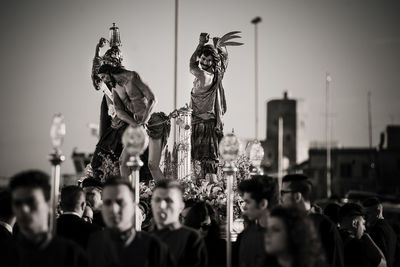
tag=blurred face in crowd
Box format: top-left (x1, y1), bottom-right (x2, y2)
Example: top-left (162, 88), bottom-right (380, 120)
top-left (102, 185), bottom-right (134, 232)
top-left (265, 216), bottom-right (288, 256)
top-left (12, 187), bottom-right (49, 239)
top-left (241, 192), bottom-right (266, 221)
top-left (84, 186), bottom-right (102, 211)
top-left (364, 205), bottom-right (379, 228)
top-left (151, 187), bottom-right (184, 229)
top-left (199, 215), bottom-right (212, 238)
top-left (353, 216), bottom-right (366, 239)
top-left (280, 182), bottom-right (296, 207)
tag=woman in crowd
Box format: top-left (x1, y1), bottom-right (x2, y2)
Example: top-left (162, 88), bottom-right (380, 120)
top-left (184, 201), bottom-right (225, 267)
top-left (263, 206), bottom-right (327, 267)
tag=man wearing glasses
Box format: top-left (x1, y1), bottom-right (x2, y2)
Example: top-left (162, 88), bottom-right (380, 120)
top-left (281, 174), bottom-right (345, 267)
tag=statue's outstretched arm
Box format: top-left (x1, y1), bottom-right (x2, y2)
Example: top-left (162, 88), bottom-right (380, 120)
top-left (91, 38), bottom-right (107, 90)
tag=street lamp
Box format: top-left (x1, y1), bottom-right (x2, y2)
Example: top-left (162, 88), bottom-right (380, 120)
top-left (251, 16), bottom-right (262, 140)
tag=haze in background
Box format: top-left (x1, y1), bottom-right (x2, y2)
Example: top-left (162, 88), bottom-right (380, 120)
top-left (0, 0), bottom-right (399, 177)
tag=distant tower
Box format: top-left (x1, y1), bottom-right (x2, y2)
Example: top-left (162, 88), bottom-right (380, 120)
top-left (263, 92), bottom-right (297, 172)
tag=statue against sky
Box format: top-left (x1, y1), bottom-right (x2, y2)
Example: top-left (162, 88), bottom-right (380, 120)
top-left (190, 31), bottom-right (243, 181)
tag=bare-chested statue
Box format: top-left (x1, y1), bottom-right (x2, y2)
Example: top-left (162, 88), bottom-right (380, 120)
top-left (95, 64), bottom-right (171, 182)
top-left (190, 32), bottom-right (242, 180)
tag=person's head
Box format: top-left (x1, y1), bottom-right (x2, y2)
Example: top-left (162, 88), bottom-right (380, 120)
top-left (339, 203), bottom-right (366, 239)
top-left (60, 186), bottom-right (86, 216)
top-left (238, 175), bottom-right (278, 221)
top-left (0, 189), bottom-right (15, 226)
top-left (151, 179), bottom-right (184, 229)
top-left (9, 170), bottom-right (51, 239)
top-left (180, 198), bottom-right (198, 223)
top-left (363, 197), bottom-right (383, 228)
top-left (184, 201), bottom-right (219, 238)
top-left (265, 206), bottom-right (325, 267)
top-left (323, 202), bottom-right (341, 226)
top-left (198, 45), bottom-right (219, 71)
top-left (82, 178), bottom-right (103, 211)
top-left (281, 174), bottom-right (312, 209)
top-left (97, 64), bottom-right (124, 86)
top-left (101, 177), bottom-right (135, 232)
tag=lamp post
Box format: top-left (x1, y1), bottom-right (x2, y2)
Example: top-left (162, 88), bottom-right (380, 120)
top-left (122, 126), bottom-right (149, 231)
top-left (251, 16), bottom-right (262, 140)
top-left (219, 132), bottom-right (240, 267)
top-left (326, 73), bottom-right (332, 198)
top-left (49, 113), bottom-right (66, 236)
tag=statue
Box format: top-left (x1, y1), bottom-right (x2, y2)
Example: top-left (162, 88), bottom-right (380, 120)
top-left (190, 31), bottom-right (243, 181)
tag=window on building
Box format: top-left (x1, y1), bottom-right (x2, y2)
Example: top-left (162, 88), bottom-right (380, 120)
top-left (340, 163), bottom-right (353, 178)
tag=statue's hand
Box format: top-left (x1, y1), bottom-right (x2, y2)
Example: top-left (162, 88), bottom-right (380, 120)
top-left (199, 33), bottom-right (209, 45)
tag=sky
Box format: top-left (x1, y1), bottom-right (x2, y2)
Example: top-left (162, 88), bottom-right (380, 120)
top-left (0, 0), bottom-right (399, 177)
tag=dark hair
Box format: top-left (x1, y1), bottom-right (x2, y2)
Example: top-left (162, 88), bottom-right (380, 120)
top-left (282, 174), bottom-right (312, 201)
top-left (60, 186), bottom-right (84, 212)
top-left (98, 64), bottom-right (124, 76)
top-left (238, 175), bottom-right (278, 208)
top-left (103, 176), bottom-right (135, 199)
top-left (362, 197), bottom-right (381, 207)
top-left (9, 170), bottom-right (51, 201)
top-left (153, 179), bottom-right (183, 196)
top-left (339, 203), bottom-right (364, 222)
top-left (323, 203), bottom-right (341, 225)
top-left (0, 189), bottom-right (13, 220)
top-left (269, 206), bottom-right (327, 267)
top-left (184, 201), bottom-right (221, 239)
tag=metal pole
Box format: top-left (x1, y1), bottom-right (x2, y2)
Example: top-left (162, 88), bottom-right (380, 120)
top-left (49, 152), bottom-right (64, 236)
top-left (127, 156), bottom-right (143, 231)
top-left (223, 162), bottom-right (237, 267)
top-left (326, 73), bottom-right (332, 198)
top-left (368, 91), bottom-right (372, 149)
top-left (173, 0), bottom-right (179, 144)
top-left (278, 117), bottom-right (283, 192)
top-left (251, 17), bottom-right (262, 140)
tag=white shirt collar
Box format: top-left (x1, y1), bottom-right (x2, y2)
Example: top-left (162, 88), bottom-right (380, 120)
top-left (0, 221), bottom-right (13, 234)
top-left (62, 211), bottom-right (82, 218)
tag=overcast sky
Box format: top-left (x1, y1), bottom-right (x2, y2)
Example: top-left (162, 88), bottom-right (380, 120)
top-left (0, 0), bottom-right (399, 177)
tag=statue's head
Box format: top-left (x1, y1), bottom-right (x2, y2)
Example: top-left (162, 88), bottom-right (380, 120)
top-left (199, 44), bottom-right (220, 72)
top-left (103, 46), bottom-right (123, 67)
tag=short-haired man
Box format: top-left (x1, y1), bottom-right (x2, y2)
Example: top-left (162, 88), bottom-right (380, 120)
top-left (151, 179), bottom-right (207, 267)
top-left (339, 203), bottom-right (386, 267)
top-left (236, 175), bottom-right (278, 267)
top-left (57, 186), bottom-right (101, 249)
top-left (87, 177), bottom-right (172, 267)
top-left (9, 170), bottom-right (87, 267)
top-left (82, 177), bottom-right (104, 227)
top-left (363, 197), bottom-right (397, 267)
top-left (281, 174), bottom-right (344, 267)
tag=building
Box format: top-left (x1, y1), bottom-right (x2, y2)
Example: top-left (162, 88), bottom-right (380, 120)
top-left (262, 92), bottom-right (297, 173)
top-left (295, 125), bottom-right (400, 200)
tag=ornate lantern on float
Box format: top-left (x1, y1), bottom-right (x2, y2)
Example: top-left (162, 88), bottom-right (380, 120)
top-left (109, 22), bottom-right (122, 47)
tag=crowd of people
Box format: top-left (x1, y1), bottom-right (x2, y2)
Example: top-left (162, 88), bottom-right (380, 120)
top-left (1, 170), bottom-right (399, 267)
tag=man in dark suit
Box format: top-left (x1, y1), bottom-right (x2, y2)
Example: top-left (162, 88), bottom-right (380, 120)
top-left (57, 186), bottom-right (101, 249)
top-left (363, 197), bottom-right (397, 267)
top-left (9, 170), bottom-right (87, 267)
top-left (281, 174), bottom-right (345, 267)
